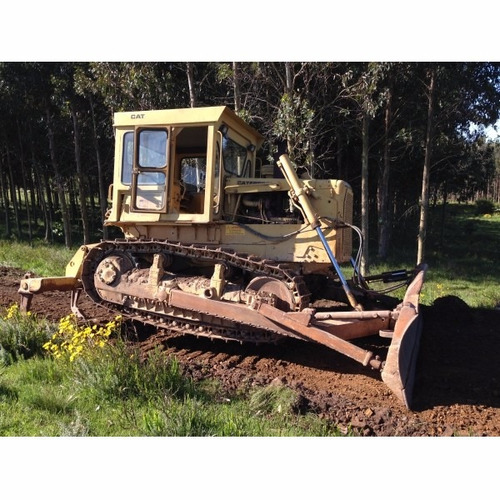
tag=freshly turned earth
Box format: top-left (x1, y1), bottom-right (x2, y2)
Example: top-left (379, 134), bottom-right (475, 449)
top-left (2, 266), bottom-right (499, 436)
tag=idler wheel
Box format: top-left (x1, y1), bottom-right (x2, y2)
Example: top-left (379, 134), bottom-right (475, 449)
top-left (95, 253), bottom-right (134, 286)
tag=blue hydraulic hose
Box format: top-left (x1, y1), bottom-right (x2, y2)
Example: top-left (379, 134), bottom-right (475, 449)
top-left (316, 227), bottom-right (363, 311)
top-left (316, 227), bottom-right (349, 288)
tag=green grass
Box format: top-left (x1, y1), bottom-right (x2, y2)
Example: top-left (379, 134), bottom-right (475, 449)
top-left (0, 239), bottom-right (75, 276)
top-left (0, 341), bottom-right (344, 437)
top-left (356, 204), bottom-right (500, 308)
top-left (0, 305), bottom-right (343, 436)
top-left (422, 205), bottom-right (500, 307)
top-left (0, 304), bottom-right (56, 365)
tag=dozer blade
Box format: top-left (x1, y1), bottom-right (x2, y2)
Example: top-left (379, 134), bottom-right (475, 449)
top-left (381, 264), bottom-right (427, 409)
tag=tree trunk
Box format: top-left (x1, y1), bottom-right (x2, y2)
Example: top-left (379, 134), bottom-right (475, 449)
top-left (417, 67), bottom-right (436, 265)
top-left (186, 63), bottom-right (197, 108)
top-left (71, 102), bottom-right (90, 244)
top-left (46, 106), bottom-right (72, 248)
top-left (89, 93), bottom-right (109, 239)
top-left (0, 162), bottom-right (10, 237)
top-left (377, 85), bottom-right (393, 260)
top-left (4, 141), bottom-right (22, 239)
top-left (439, 180), bottom-right (448, 249)
top-left (233, 62), bottom-right (241, 113)
top-left (16, 120), bottom-right (33, 243)
top-left (28, 122), bottom-right (50, 241)
top-left (41, 172), bottom-right (53, 242)
top-left (361, 111), bottom-right (370, 275)
top-left (69, 178), bottom-right (78, 219)
top-left (284, 62), bottom-right (294, 155)
top-left (336, 134), bottom-right (344, 179)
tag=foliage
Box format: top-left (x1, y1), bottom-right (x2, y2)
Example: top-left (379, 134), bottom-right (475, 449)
top-left (274, 91), bottom-right (315, 165)
top-left (0, 304), bottom-right (55, 365)
top-left (475, 198), bottom-right (496, 215)
top-left (0, 62), bottom-right (499, 260)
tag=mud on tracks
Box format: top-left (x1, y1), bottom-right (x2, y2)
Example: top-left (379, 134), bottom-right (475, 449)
top-left (1, 266), bottom-right (499, 436)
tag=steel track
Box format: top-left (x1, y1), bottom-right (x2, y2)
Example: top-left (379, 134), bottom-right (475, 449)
top-left (80, 239), bottom-right (312, 344)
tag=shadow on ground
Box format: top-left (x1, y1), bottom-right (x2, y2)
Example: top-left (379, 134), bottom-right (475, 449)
top-left (413, 297), bottom-right (500, 410)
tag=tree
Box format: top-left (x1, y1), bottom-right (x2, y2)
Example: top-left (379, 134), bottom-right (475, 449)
top-left (340, 63), bottom-right (388, 274)
top-left (416, 63), bottom-right (500, 264)
top-left (417, 66), bottom-right (436, 265)
top-left (186, 62), bottom-right (197, 108)
top-left (0, 61), bottom-right (498, 256)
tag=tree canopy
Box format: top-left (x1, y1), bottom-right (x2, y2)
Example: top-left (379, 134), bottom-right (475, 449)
top-left (0, 62), bottom-right (499, 264)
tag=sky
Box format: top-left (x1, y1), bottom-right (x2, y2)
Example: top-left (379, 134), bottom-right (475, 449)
top-left (471, 121), bottom-right (500, 141)
top-left (485, 123), bottom-right (500, 140)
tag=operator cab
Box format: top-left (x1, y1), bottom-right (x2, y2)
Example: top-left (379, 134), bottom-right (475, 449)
top-left (107, 106), bottom-right (264, 226)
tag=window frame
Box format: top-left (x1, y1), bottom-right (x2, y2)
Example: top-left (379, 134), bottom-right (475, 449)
top-left (130, 126), bottom-right (170, 213)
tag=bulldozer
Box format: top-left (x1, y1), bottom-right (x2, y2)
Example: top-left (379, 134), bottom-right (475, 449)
top-left (18, 106), bottom-right (427, 409)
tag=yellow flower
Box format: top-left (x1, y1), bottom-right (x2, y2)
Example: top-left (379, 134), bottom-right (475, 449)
top-left (44, 312), bottom-right (120, 361)
top-left (3, 303), bottom-right (19, 320)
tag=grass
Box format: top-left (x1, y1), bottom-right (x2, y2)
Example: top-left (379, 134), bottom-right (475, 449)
top-left (0, 340), bottom-right (343, 437)
top-left (354, 203), bottom-right (500, 308)
top-left (422, 205), bottom-right (500, 307)
top-left (0, 239), bottom-right (75, 276)
top-left (0, 303), bottom-right (342, 436)
top-left (0, 305), bottom-right (56, 365)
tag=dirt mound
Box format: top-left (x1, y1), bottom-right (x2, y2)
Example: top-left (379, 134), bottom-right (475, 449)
top-left (2, 266), bottom-right (499, 436)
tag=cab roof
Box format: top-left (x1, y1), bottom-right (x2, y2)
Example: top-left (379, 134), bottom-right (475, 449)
top-left (113, 106), bottom-right (264, 149)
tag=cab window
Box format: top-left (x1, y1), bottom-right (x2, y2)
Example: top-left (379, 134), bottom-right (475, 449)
top-left (122, 130), bottom-right (167, 185)
top-left (138, 129), bottom-right (167, 168)
top-left (222, 136), bottom-right (250, 177)
top-left (121, 132), bottom-right (133, 184)
top-left (131, 129), bottom-right (168, 212)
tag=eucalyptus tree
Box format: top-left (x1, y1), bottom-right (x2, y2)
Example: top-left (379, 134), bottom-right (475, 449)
top-left (47, 63), bottom-right (93, 245)
top-left (5, 62), bottom-right (76, 248)
top-left (336, 63), bottom-right (390, 274)
top-left (493, 143), bottom-right (500, 203)
top-left (88, 62), bottom-right (186, 113)
top-left (74, 64), bottom-right (112, 239)
top-left (216, 62), bottom-right (311, 164)
top-left (186, 62), bottom-right (197, 107)
top-left (230, 62), bottom-right (343, 172)
top-left (416, 65), bottom-right (437, 265)
top-left (372, 63), bottom-right (419, 260)
top-left (0, 66), bottom-right (17, 238)
top-left (415, 62), bottom-right (500, 264)
top-left (0, 62), bottom-right (62, 242)
top-left (0, 62), bottom-right (31, 239)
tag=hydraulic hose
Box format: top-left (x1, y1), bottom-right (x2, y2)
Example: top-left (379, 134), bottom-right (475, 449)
top-left (277, 154), bottom-right (363, 311)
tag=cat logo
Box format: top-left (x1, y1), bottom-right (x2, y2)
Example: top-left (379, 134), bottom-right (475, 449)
top-left (131, 113), bottom-right (145, 119)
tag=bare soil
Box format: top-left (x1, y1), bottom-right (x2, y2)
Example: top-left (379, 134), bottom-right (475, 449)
top-left (2, 266), bottom-right (499, 436)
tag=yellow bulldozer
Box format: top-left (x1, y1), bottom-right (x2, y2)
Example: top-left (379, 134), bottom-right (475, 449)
top-left (19, 106), bottom-right (427, 408)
